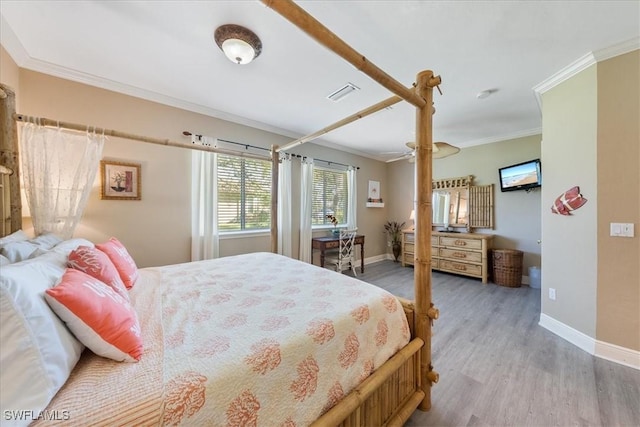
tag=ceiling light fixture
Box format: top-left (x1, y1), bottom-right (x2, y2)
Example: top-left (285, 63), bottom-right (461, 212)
top-left (214, 24), bottom-right (262, 65)
top-left (476, 89), bottom-right (496, 99)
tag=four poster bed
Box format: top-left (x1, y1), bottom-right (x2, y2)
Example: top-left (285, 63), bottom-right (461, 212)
top-left (0, 1), bottom-right (439, 426)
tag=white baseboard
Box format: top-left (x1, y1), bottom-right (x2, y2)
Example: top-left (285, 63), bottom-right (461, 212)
top-left (539, 313), bottom-right (596, 354)
top-left (364, 254), bottom-right (392, 265)
top-left (539, 314), bottom-right (639, 370)
top-left (595, 340), bottom-right (640, 370)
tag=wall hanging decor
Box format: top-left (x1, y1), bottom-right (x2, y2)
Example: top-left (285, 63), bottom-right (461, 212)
top-left (551, 186), bottom-right (587, 215)
top-left (100, 160), bottom-right (141, 200)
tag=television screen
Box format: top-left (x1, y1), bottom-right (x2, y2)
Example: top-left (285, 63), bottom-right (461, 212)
top-left (498, 159), bottom-right (542, 192)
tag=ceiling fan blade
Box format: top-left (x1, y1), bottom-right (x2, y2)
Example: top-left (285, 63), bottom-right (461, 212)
top-left (433, 142), bottom-right (460, 159)
top-left (405, 141), bottom-right (443, 153)
top-left (386, 155), bottom-right (410, 163)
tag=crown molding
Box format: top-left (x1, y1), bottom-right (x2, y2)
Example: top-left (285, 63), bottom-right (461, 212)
top-left (593, 36), bottom-right (640, 62)
top-left (532, 37), bottom-right (640, 111)
top-left (1, 14), bottom-right (304, 143)
top-left (0, 14), bottom-right (29, 65)
top-left (459, 127), bottom-right (542, 148)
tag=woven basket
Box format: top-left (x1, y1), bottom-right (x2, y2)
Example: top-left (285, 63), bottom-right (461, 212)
top-left (492, 249), bottom-right (523, 287)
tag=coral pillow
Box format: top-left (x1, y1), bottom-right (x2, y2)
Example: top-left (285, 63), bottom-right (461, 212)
top-left (45, 269), bottom-right (143, 362)
top-left (68, 245), bottom-right (129, 301)
top-left (95, 237), bottom-right (139, 289)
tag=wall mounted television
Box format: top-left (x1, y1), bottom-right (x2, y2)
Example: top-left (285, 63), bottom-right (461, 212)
top-left (498, 159), bottom-right (542, 192)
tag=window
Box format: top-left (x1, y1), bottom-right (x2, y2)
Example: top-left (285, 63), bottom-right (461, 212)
top-left (217, 155), bottom-right (271, 232)
top-left (312, 167), bottom-right (348, 226)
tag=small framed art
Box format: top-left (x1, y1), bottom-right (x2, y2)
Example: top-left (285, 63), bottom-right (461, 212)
top-left (100, 160), bottom-right (141, 200)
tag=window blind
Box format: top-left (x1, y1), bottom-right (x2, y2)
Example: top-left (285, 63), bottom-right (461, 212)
top-left (217, 155), bottom-right (271, 232)
top-left (312, 167), bottom-right (348, 226)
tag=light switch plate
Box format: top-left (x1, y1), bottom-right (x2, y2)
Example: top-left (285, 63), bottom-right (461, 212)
top-left (610, 223), bottom-right (635, 237)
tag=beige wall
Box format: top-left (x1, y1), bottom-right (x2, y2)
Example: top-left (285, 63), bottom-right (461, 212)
top-left (387, 135), bottom-right (543, 274)
top-left (596, 50), bottom-right (640, 351)
top-left (10, 70), bottom-right (391, 268)
top-left (0, 45), bottom-right (19, 100)
top-left (541, 49), bottom-right (640, 354)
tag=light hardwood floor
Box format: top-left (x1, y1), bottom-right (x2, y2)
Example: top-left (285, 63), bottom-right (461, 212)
top-left (353, 260), bottom-right (640, 427)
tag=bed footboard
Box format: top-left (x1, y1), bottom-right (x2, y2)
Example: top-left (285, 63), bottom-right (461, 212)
top-left (311, 298), bottom-right (423, 427)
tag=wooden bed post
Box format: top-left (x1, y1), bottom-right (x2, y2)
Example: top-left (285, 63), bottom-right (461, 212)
top-left (0, 84), bottom-right (22, 233)
top-left (271, 145), bottom-right (279, 254)
top-left (414, 70), bottom-right (441, 411)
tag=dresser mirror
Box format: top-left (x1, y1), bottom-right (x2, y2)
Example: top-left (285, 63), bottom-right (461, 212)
top-left (432, 175), bottom-right (494, 232)
top-left (432, 190), bottom-right (468, 227)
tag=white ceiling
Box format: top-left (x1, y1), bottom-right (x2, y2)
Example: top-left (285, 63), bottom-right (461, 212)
top-left (1, 1), bottom-right (639, 161)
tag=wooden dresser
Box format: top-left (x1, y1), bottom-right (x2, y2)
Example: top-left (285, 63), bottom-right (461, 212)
top-left (402, 230), bottom-right (493, 283)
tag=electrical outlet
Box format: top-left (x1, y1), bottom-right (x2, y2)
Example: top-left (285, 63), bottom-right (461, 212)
top-left (549, 288), bottom-right (556, 301)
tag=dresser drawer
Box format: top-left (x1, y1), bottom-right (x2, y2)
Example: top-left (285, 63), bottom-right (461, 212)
top-left (405, 233), bottom-right (415, 243)
top-left (440, 236), bottom-right (483, 250)
top-left (439, 248), bottom-right (482, 263)
top-left (440, 260), bottom-right (482, 277)
top-left (403, 253), bottom-right (414, 265)
top-left (431, 258), bottom-right (439, 269)
top-left (431, 236), bottom-right (439, 246)
top-left (404, 243), bottom-right (414, 254)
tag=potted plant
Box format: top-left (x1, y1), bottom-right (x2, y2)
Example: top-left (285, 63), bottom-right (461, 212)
top-left (384, 220), bottom-right (406, 262)
top-left (327, 214), bottom-right (340, 236)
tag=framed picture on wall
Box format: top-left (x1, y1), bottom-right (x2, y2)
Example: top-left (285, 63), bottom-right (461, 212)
top-left (100, 160), bottom-right (141, 200)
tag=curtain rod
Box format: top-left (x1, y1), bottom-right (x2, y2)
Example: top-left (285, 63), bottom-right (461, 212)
top-left (288, 153), bottom-right (359, 170)
top-left (185, 130), bottom-right (359, 170)
top-left (13, 114), bottom-right (270, 161)
top-left (182, 131), bottom-right (271, 153)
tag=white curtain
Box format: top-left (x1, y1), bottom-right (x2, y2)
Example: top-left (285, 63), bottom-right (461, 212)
top-left (191, 137), bottom-right (219, 261)
top-left (19, 122), bottom-right (104, 239)
top-left (277, 154), bottom-right (292, 257)
top-left (299, 158), bottom-right (314, 263)
top-left (346, 166), bottom-right (357, 230)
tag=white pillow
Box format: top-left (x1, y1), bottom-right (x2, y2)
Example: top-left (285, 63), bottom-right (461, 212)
top-left (0, 252), bottom-right (85, 426)
top-left (50, 238), bottom-right (95, 257)
top-left (31, 232), bottom-right (63, 249)
top-left (0, 240), bottom-right (39, 263)
top-left (0, 232), bottom-right (64, 263)
top-left (0, 231), bottom-right (32, 262)
top-left (0, 254), bottom-right (9, 266)
top-left (0, 229), bottom-right (29, 247)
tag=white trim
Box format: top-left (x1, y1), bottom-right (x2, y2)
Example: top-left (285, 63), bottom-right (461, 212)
top-left (364, 254), bottom-right (389, 265)
top-left (532, 37), bottom-right (640, 110)
top-left (539, 313), bottom-right (595, 355)
top-left (0, 16), bottom-right (302, 143)
top-left (539, 314), bottom-right (640, 370)
top-left (0, 15), bottom-right (29, 66)
top-left (595, 340), bottom-right (640, 370)
top-left (459, 128), bottom-right (542, 148)
top-left (592, 37), bottom-right (640, 62)
top-left (532, 52), bottom-right (597, 97)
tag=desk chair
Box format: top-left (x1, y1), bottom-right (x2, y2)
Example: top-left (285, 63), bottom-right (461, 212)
top-left (325, 229), bottom-right (358, 277)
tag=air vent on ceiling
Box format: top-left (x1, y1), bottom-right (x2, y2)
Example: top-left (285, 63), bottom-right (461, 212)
top-left (326, 82), bottom-right (360, 102)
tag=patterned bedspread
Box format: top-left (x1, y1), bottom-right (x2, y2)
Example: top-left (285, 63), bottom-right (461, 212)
top-left (36, 252), bottom-right (410, 426)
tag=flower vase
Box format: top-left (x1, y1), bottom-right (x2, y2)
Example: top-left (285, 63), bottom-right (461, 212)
top-left (392, 242), bottom-right (401, 262)
top-left (332, 229), bottom-right (341, 237)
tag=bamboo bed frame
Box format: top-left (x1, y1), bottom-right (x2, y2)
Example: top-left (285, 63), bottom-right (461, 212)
top-left (0, 1), bottom-right (440, 425)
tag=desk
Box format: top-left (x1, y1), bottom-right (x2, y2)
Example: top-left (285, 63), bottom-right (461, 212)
top-left (312, 235), bottom-right (365, 274)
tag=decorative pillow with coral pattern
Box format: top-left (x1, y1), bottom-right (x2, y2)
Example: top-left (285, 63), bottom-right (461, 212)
top-left (68, 245), bottom-right (129, 301)
top-left (45, 268), bottom-right (143, 362)
top-left (95, 237), bottom-right (139, 289)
